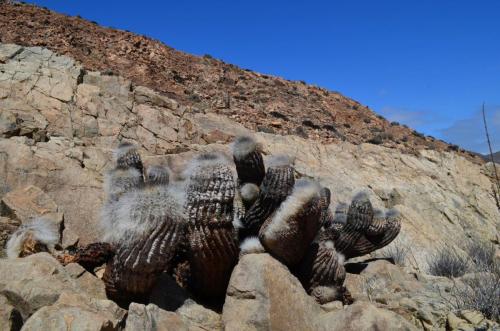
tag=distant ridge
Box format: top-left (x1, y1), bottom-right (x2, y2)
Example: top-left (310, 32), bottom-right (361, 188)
top-left (480, 151), bottom-right (500, 163)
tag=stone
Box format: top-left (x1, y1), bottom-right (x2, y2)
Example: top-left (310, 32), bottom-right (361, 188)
top-left (458, 310), bottom-right (485, 325)
top-left (0, 253), bottom-right (106, 319)
top-left (176, 299), bottom-right (223, 331)
top-left (447, 312), bottom-right (469, 330)
top-left (0, 216), bottom-right (20, 257)
top-left (0, 294), bottom-right (23, 331)
top-left (344, 259), bottom-right (454, 329)
top-left (0, 44), bottom-right (23, 63)
top-left (125, 303), bottom-right (185, 331)
top-left (318, 301), bottom-right (418, 331)
top-left (21, 291), bottom-right (126, 331)
top-left (0, 185), bottom-right (61, 226)
top-left (223, 253), bottom-right (322, 331)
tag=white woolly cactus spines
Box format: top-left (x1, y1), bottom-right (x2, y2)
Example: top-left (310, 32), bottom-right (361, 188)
top-left (259, 178), bottom-right (323, 266)
top-left (101, 170), bottom-right (187, 306)
top-left (232, 135), bottom-right (266, 186)
top-left (6, 217), bottom-right (60, 258)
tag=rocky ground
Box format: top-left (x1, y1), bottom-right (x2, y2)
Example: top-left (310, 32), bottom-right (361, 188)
top-left (0, 42), bottom-right (499, 330)
top-left (0, 2), bottom-right (485, 162)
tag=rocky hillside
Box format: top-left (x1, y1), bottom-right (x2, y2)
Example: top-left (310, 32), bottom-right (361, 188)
top-left (0, 4), bottom-right (499, 330)
top-left (0, 42), bottom-right (498, 329)
top-left (0, 2), bottom-right (483, 162)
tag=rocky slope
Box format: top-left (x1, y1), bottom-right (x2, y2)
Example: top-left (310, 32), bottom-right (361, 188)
top-left (0, 42), bottom-right (499, 330)
top-left (0, 2), bottom-right (484, 163)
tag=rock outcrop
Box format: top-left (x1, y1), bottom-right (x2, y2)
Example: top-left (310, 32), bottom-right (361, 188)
top-left (0, 43), bottom-right (497, 259)
top-left (0, 41), bottom-right (498, 330)
top-left (0, 2), bottom-right (485, 162)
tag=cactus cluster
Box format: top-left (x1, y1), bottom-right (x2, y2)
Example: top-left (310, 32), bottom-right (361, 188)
top-left (7, 136), bottom-right (402, 307)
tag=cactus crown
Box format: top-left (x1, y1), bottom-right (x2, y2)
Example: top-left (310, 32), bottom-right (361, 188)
top-left (232, 135), bottom-right (260, 160)
top-left (265, 178), bottom-right (321, 239)
top-left (113, 142), bottom-right (143, 170)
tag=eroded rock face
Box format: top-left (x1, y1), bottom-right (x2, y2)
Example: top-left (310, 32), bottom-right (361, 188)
top-left (0, 42), bottom-right (498, 330)
top-left (0, 43), bottom-right (497, 258)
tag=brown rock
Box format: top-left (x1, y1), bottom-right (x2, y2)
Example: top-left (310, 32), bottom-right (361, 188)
top-left (0, 185), bottom-right (62, 233)
top-left (0, 253), bottom-right (106, 319)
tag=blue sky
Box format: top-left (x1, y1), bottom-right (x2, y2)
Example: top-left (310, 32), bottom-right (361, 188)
top-left (25, 0), bottom-right (500, 153)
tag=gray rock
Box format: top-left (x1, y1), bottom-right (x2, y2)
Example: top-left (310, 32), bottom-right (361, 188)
top-left (0, 253), bottom-right (106, 319)
top-left (125, 301), bottom-right (222, 331)
top-left (125, 303), bottom-right (186, 331)
top-left (0, 294), bottom-right (23, 331)
top-left (21, 292), bottom-right (126, 331)
top-left (318, 301), bottom-right (418, 331)
top-left (223, 253), bottom-right (322, 331)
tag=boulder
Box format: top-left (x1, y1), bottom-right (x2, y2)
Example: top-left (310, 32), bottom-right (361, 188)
top-left (21, 292), bottom-right (126, 331)
top-left (0, 185), bottom-right (63, 230)
top-left (0, 294), bottom-right (23, 331)
top-left (125, 303), bottom-right (186, 331)
top-left (125, 301), bottom-right (222, 331)
top-left (223, 253), bottom-right (322, 331)
top-left (176, 299), bottom-right (223, 331)
top-left (0, 253), bottom-right (106, 319)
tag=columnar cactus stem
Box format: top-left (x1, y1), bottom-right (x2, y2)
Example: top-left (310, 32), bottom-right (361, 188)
top-left (298, 238), bottom-right (346, 304)
top-left (241, 155), bottom-right (295, 237)
top-left (259, 179), bottom-right (323, 266)
top-left (184, 153), bottom-right (239, 298)
top-left (342, 209), bottom-right (402, 259)
top-left (232, 135), bottom-right (266, 186)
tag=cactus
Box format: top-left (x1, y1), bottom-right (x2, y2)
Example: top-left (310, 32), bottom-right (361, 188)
top-left (145, 165), bottom-right (169, 185)
top-left (259, 179), bottom-right (323, 266)
top-left (327, 192), bottom-right (373, 253)
top-left (322, 194), bottom-right (401, 259)
top-left (101, 171), bottom-right (187, 306)
top-left (114, 142), bottom-right (144, 173)
top-left (184, 153), bottom-right (240, 298)
top-left (232, 135), bottom-right (266, 186)
top-left (241, 155), bottom-right (295, 237)
top-left (297, 237), bottom-right (347, 304)
top-left (341, 209), bottom-right (402, 259)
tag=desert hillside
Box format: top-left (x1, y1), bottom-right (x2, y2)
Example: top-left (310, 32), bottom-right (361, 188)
top-left (0, 3), bottom-right (499, 331)
top-left (0, 2), bottom-right (484, 162)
